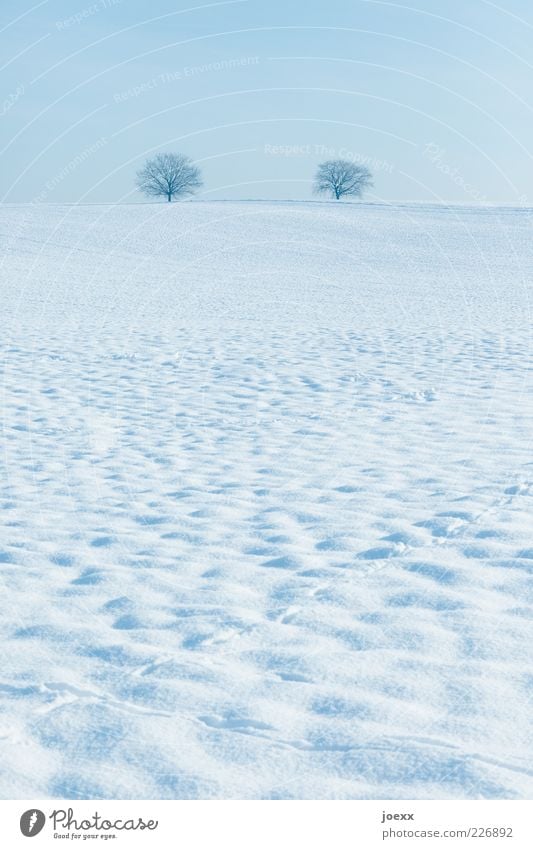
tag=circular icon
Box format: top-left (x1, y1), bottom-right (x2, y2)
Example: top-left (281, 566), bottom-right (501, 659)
top-left (20, 810), bottom-right (46, 837)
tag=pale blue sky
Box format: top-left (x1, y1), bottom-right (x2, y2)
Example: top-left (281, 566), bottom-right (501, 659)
top-left (1, 0), bottom-right (532, 203)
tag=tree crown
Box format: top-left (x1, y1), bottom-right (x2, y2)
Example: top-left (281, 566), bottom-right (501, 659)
top-left (136, 152), bottom-right (203, 201)
top-left (313, 159), bottom-right (373, 200)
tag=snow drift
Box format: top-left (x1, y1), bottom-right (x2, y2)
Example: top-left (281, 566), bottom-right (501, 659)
top-left (0, 200), bottom-right (531, 799)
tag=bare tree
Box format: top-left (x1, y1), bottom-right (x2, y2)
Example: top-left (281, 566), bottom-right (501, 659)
top-left (313, 159), bottom-right (373, 200)
top-left (136, 152), bottom-right (203, 202)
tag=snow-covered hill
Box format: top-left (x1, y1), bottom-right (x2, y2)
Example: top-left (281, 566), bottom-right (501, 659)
top-left (0, 201), bottom-right (532, 799)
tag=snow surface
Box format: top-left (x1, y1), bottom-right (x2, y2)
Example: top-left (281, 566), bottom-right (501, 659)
top-left (0, 200), bottom-right (532, 800)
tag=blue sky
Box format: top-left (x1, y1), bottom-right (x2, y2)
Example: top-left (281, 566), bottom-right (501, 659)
top-left (1, 0), bottom-right (532, 203)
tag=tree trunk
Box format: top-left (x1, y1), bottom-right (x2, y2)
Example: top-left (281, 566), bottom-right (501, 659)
top-left (167, 192), bottom-right (172, 202)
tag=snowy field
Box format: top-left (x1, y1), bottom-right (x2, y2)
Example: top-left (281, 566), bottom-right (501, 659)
top-left (0, 200), bottom-right (532, 800)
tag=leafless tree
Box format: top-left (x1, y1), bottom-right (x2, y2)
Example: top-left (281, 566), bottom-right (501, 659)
top-left (313, 159), bottom-right (373, 200)
top-left (136, 152), bottom-right (203, 202)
